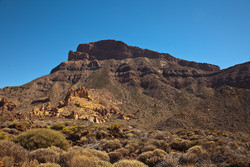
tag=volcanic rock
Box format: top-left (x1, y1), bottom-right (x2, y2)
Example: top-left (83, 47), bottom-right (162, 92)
top-left (1, 40), bottom-right (249, 133)
top-left (0, 97), bottom-right (16, 112)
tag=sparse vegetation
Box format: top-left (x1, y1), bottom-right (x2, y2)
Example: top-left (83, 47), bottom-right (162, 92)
top-left (0, 120), bottom-right (249, 166)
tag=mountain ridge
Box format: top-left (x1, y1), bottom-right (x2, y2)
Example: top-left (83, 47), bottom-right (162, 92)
top-left (0, 40), bottom-right (249, 133)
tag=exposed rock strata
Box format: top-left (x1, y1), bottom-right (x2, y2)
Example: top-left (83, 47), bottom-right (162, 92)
top-left (66, 40), bottom-right (220, 72)
top-left (31, 86), bottom-right (133, 123)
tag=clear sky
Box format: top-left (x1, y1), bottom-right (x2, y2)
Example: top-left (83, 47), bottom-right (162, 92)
top-left (0, 0), bottom-right (250, 88)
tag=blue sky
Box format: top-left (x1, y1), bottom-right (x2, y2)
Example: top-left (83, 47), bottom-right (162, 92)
top-left (0, 0), bottom-right (250, 88)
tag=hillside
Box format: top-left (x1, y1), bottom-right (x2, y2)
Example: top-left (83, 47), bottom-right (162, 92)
top-left (0, 40), bottom-right (249, 133)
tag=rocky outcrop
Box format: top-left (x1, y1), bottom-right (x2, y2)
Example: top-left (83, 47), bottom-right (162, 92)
top-left (69, 40), bottom-right (220, 72)
top-left (163, 69), bottom-right (202, 78)
top-left (178, 60), bottom-right (220, 72)
top-left (31, 86), bottom-right (133, 123)
top-left (31, 97), bottom-right (50, 104)
top-left (0, 97), bottom-right (16, 112)
top-left (211, 61), bottom-right (250, 89)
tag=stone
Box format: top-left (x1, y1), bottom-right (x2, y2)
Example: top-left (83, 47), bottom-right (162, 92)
top-left (0, 97), bottom-right (16, 112)
top-left (31, 97), bottom-right (50, 104)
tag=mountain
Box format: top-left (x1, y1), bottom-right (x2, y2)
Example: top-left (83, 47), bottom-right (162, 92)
top-left (0, 40), bottom-right (249, 132)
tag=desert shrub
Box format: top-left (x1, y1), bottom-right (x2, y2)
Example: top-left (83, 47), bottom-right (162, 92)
top-left (0, 140), bottom-right (28, 166)
top-left (108, 123), bottom-right (121, 130)
top-left (108, 147), bottom-right (131, 163)
top-left (108, 151), bottom-right (123, 163)
top-left (38, 163), bottom-right (61, 167)
top-left (2, 156), bottom-right (15, 167)
top-left (51, 123), bottom-right (66, 130)
top-left (102, 139), bottom-right (122, 152)
top-left (29, 146), bottom-right (63, 163)
top-left (88, 125), bottom-right (106, 131)
top-left (155, 152), bottom-right (182, 167)
top-left (96, 160), bottom-right (112, 167)
top-left (115, 148), bottom-right (130, 157)
top-left (187, 145), bottom-right (208, 156)
top-left (125, 142), bottom-right (140, 153)
top-left (8, 121), bottom-right (30, 131)
top-left (85, 148), bottom-right (110, 161)
top-left (200, 140), bottom-right (216, 151)
top-left (150, 131), bottom-right (172, 141)
top-left (170, 137), bottom-right (197, 151)
top-left (148, 139), bottom-right (170, 152)
top-left (22, 160), bottom-right (39, 167)
top-left (2, 127), bottom-right (20, 135)
top-left (62, 126), bottom-right (79, 136)
top-left (113, 159), bottom-right (148, 167)
top-left (141, 144), bottom-right (157, 152)
top-left (96, 130), bottom-right (109, 139)
top-left (15, 128), bottom-right (69, 150)
top-left (180, 146), bottom-right (209, 165)
top-left (137, 149), bottom-right (166, 167)
top-left (126, 132), bottom-right (134, 138)
top-left (70, 154), bottom-right (98, 167)
top-left (0, 131), bottom-right (11, 140)
top-left (59, 146), bottom-right (110, 167)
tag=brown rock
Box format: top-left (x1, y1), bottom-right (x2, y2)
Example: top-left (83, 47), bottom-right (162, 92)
top-left (0, 97), bottom-right (16, 112)
top-left (31, 97), bottom-right (50, 104)
top-left (32, 107), bottom-right (40, 115)
top-left (73, 40), bottom-right (219, 72)
top-left (68, 51), bottom-right (89, 61)
top-left (88, 60), bottom-right (101, 70)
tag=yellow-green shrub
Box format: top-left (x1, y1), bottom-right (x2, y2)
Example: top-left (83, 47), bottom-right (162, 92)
top-left (15, 128), bottom-right (69, 150)
top-left (59, 146), bottom-right (110, 167)
top-left (0, 132), bottom-right (11, 140)
top-left (62, 126), bottom-right (78, 135)
top-left (51, 123), bottom-right (66, 130)
top-left (113, 159), bottom-right (148, 167)
top-left (170, 137), bottom-right (197, 151)
top-left (137, 149), bottom-right (166, 166)
top-left (108, 123), bottom-right (121, 130)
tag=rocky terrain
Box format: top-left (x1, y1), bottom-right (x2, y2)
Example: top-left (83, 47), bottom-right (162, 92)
top-left (0, 40), bottom-right (249, 133)
top-left (0, 40), bottom-right (250, 166)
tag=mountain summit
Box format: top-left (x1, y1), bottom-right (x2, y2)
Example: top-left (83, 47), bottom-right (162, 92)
top-left (0, 40), bottom-right (249, 132)
top-left (68, 40), bottom-right (220, 71)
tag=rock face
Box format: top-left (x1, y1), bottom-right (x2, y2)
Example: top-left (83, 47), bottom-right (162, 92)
top-left (0, 97), bottom-right (16, 112)
top-left (31, 97), bottom-right (50, 104)
top-left (68, 40), bottom-right (220, 72)
top-left (31, 86), bottom-right (133, 123)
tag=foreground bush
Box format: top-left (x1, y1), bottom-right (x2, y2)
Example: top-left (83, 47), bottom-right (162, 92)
top-left (113, 159), bottom-right (148, 167)
top-left (137, 149), bottom-right (167, 167)
top-left (0, 140), bottom-right (28, 166)
top-left (29, 146), bottom-right (64, 164)
top-left (15, 128), bottom-right (69, 150)
top-left (59, 146), bottom-right (111, 167)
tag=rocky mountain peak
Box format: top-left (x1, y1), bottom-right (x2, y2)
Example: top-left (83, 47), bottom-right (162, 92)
top-left (68, 40), bottom-right (220, 72)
